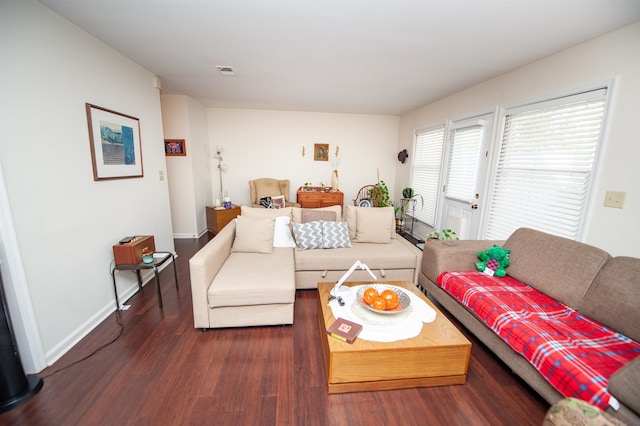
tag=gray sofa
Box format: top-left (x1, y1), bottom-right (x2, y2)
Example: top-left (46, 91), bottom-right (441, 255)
top-left (190, 205), bottom-right (422, 329)
top-left (419, 228), bottom-right (640, 425)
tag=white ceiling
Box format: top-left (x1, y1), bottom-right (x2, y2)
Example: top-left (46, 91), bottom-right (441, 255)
top-left (39, 0), bottom-right (640, 115)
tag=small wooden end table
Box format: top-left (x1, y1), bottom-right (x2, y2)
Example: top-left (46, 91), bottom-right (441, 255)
top-left (206, 205), bottom-right (241, 235)
top-left (111, 252), bottom-right (178, 310)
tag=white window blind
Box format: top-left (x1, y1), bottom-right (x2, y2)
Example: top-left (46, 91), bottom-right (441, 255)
top-left (445, 123), bottom-right (484, 203)
top-left (409, 126), bottom-right (445, 226)
top-left (485, 89), bottom-right (607, 240)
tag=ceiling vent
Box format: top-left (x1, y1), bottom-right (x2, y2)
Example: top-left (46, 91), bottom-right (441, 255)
top-left (215, 66), bottom-right (236, 76)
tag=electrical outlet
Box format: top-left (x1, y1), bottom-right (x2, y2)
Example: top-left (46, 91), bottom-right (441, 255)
top-left (159, 170), bottom-right (165, 181)
top-left (604, 191), bottom-right (625, 209)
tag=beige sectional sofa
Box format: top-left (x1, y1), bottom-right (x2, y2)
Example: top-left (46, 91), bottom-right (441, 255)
top-left (190, 204), bottom-right (422, 329)
top-left (419, 228), bottom-right (640, 425)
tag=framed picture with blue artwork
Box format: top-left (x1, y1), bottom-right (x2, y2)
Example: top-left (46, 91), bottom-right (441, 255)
top-left (86, 103), bottom-right (143, 181)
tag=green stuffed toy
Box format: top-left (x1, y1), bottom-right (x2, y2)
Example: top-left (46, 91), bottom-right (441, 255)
top-left (476, 245), bottom-right (511, 277)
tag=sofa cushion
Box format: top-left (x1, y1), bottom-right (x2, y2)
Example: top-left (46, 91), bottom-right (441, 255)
top-left (579, 256), bottom-right (640, 342)
top-left (608, 357), bottom-right (640, 415)
top-left (302, 209), bottom-right (336, 223)
top-left (273, 216), bottom-right (296, 248)
top-left (241, 205), bottom-right (292, 219)
top-left (345, 205), bottom-right (395, 241)
top-left (208, 248), bottom-right (295, 307)
top-left (231, 216), bottom-right (275, 254)
top-left (355, 206), bottom-right (393, 243)
top-left (503, 228), bottom-right (611, 309)
top-left (321, 221), bottom-right (351, 249)
top-left (292, 205), bottom-right (342, 223)
top-left (295, 239), bottom-right (417, 271)
top-left (292, 221), bottom-right (324, 250)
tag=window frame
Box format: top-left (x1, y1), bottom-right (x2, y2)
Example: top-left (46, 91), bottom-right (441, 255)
top-left (408, 125), bottom-right (446, 227)
top-left (482, 83), bottom-right (612, 241)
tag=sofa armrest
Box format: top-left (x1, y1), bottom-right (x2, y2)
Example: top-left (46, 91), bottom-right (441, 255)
top-left (421, 239), bottom-right (504, 283)
top-left (609, 356), bottom-right (640, 416)
top-left (189, 220), bottom-right (235, 328)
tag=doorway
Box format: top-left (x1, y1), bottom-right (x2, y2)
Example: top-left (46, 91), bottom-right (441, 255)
top-left (438, 112), bottom-right (494, 239)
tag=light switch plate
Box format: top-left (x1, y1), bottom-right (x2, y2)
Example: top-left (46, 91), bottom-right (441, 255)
top-left (604, 191), bottom-right (625, 209)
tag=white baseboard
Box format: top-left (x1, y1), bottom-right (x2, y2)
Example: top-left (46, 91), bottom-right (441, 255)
top-left (173, 232), bottom-right (201, 239)
top-left (174, 228), bottom-right (209, 239)
top-left (43, 262), bottom-right (175, 368)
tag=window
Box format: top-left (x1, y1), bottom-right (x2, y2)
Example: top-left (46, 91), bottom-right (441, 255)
top-left (444, 121), bottom-right (485, 203)
top-left (485, 88), bottom-right (607, 240)
top-left (409, 126), bottom-right (445, 226)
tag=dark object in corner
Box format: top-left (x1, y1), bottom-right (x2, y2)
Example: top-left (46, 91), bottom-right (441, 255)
top-left (397, 149), bottom-right (408, 163)
top-left (0, 271), bottom-right (43, 413)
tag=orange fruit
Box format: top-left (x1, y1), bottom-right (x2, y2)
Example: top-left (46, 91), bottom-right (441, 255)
top-left (363, 287), bottom-right (379, 305)
top-left (380, 290), bottom-right (399, 310)
top-left (371, 297), bottom-right (387, 311)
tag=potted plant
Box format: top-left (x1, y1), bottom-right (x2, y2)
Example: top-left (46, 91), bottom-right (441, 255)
top-left (369, 180), bottom-right (391, 207)
top-left (399, 187), bottom-right (423, 219)
top-left (426, 228), bottom-right (459, 243)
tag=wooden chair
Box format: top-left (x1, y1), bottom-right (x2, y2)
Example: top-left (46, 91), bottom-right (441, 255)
top-left (353, 185), bottom-right (382, 207)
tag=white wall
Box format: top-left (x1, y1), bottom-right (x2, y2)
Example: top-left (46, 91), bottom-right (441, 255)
top-left (162, 96), bottom-right (196, 237)
top-left (161, 95), bottom-right (212, 238)
top-left (187, 97), bottom-right (213, 235)
top-left (397, 21), bottom-right (640, 257)
top-left (0, 0), bottom-right (175, 369)
top-left (206, 109), bottom-right (400, 216)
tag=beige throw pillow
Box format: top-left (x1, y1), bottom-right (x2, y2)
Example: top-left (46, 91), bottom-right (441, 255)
top-left (346, 205), bottom-right (395, 242)
top-left (240, 205), bottom-right (292, 219)
top-left (355, 206), bottom-right (393, 243)
top-left (301, 209), bottom-right (336, 223)
top-left (231, 216), bottom-right (275, 253)
top-left (345, 205), bottom-right (358, 239)
top-left (292, 205), bottom-right (342, 223)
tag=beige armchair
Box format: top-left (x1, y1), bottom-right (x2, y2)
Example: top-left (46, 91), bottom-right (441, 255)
top-left (249, 178), bottom-right (301, 208)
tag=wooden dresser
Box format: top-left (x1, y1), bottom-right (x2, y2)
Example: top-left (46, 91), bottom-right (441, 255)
top-left (296, 188), bottom-right (344, 212)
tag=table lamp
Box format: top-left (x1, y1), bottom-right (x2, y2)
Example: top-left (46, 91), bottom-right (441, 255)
top-left (331, 260), bottom-right (377, 297)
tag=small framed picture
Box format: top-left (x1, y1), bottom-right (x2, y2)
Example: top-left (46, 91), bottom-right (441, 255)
top-left (314, 143), bottom-right (329, 161)
top-left (270, 195), bottom-right (286, 209)
top-left (164, 139), bottom-right (186, 156)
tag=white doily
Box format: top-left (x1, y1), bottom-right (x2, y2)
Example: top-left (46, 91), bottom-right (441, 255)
top-left (327, 285), bottom-right (436, 342)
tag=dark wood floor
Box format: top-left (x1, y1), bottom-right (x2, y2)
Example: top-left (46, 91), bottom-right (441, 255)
top-left (0, 235), bottom-right (548, 425)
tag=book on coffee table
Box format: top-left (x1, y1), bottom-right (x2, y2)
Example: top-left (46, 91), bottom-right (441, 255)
top-left (327, 318), bottom-right (363, 344)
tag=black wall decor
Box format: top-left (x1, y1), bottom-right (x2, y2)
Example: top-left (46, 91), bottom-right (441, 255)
top-left (397, 149), bottom-right (408, 163)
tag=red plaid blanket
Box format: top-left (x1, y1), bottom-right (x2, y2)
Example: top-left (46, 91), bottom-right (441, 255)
top-left (437, 271), bottom-right (640, 409)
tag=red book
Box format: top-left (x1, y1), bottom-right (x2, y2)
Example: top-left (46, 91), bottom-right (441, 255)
top-left (326, 318), bottom-right (363, 344)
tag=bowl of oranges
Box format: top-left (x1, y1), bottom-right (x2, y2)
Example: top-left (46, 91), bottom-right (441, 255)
top-left (356, 285), bottom-right (411, 314)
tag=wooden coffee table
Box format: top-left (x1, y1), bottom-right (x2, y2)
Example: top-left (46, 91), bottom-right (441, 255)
top-left (317, 281), bottom-right (471, 394)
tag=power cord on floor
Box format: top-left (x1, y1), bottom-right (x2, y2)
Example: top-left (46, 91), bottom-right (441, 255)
top-left (41, 311), bottom-right (125, 379)
top-left (42, 256), bottom-right (160, 378)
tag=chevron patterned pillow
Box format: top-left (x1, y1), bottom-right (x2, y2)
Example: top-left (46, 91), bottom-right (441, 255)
top-left (322, 221), bottom-right (351, 249)
top-left (292, 221), bottom-right (324, 250)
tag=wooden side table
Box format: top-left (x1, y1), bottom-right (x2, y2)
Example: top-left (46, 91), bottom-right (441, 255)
top-left (296, 188), bottom-right (344, 212)
top-left (206, 205), bottom-right (241, 234)
top-left (111, 252), bottom-right (178, 310)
